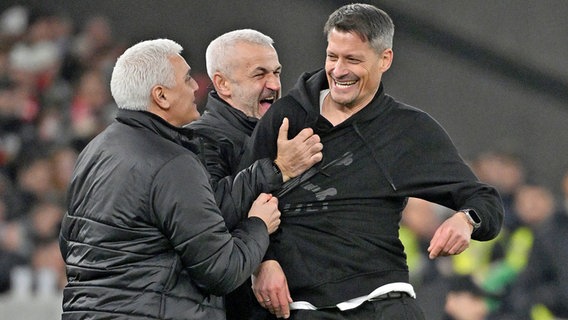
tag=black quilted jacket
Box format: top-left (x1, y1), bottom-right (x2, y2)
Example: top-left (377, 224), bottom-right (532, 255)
top-left (59, 109), bottom-right (269, 319)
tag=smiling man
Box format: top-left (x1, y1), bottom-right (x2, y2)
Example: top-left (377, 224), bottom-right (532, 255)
top-left (187, 29), bottom-right (323, 320)
top-left (243, 3), bottom-right (504, 319)
top-left (190, 29), bottom-right (283, 186)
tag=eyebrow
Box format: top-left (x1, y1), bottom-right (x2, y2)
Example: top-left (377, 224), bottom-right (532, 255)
top-left (252, 65), bottom-right (282, 74)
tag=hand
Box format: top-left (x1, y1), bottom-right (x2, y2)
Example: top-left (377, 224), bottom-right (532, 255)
top-left (252, 260), bottom-right (292, 319)
top-left (427, 212), bottom-right (473, 259)
top-left (247, 193), bottom-right (280, 234)
top-left (274, 118), bottom-right (323, 182)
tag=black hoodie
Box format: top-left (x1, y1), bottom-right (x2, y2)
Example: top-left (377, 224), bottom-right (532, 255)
top-left (243, 69), bottom-right (504, 307)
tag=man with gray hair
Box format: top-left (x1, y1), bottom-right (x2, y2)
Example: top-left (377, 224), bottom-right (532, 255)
top-left (59, 38), bottom-right (282, 320)
top-left (188, 29), bottom-right (323, 320)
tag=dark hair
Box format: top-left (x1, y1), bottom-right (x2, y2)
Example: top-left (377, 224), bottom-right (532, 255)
top-left (323, 3), bottom-right (394, 53)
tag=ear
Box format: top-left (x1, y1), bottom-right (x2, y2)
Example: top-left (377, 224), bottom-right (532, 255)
top-left (212, 73), bottom-right (231, 96)
top-left (151, 84), bottom-right (170, 110)
top-left (380, 48), bottom-right (394, 72)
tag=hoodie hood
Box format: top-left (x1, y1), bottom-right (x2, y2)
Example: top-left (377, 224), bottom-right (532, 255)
top-left (287, 68), bottom-right (391, 130)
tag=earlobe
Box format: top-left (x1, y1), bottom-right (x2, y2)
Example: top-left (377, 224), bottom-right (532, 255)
top-left (381, 49), bottom-right (394, 71)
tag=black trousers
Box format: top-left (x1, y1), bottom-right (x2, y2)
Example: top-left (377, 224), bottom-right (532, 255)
top-left (251, 295), bottom-right (425, 320)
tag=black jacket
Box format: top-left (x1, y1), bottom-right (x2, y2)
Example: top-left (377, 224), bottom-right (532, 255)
top-left (244, 69), bottom-right (504, 307)
top-left (59, 110), bottom-right (269, 319)
top-left (189, 91), bottom-right (281, 229)
top-left (188, 92), bottom-right (282, 320)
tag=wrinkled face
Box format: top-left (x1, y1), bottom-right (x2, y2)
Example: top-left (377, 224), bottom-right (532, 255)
top-left (223, 42), bottom-right (281, 118)
top-left (325, 29), bottom-right (389, 110)
top-left (165, 54), bottom-right (200, 126)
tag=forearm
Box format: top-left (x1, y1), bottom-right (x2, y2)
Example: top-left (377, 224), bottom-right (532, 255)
top-left (215, 158), bottom-right (282, 230)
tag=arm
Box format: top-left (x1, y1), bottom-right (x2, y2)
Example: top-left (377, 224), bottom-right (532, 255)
top-left (203, 118), bottom-right (322, 230)
top-left (215, 158), bottom-right (282, 230)
top-left (373, 111), bottom-right (504, 258)
top-left (151, 154), bottom-right (279, 295)
top-left (383, 111), bottom-right (503, 240)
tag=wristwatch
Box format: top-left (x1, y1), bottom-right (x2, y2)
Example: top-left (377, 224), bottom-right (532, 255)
top-left (460, 209), bottom-right (481, 230)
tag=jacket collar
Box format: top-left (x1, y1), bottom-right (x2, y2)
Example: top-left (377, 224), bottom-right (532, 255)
top-left (115, 109), bottom-right (198, 153)
top-left (200, 91), bottom-right (258, 133)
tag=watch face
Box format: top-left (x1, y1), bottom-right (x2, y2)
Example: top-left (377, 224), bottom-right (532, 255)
top-left (468, 210), bottom-right (481, 223)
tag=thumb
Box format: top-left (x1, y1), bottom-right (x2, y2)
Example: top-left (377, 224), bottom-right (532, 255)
top-left (277, 117), bottom-right (289, 142)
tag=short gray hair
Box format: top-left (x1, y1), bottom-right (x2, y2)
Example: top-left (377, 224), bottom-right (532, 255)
top-left (324, 3), bottom-right (394, 54)
top-left (110, 38), bottom-right (182, 111)
top-left (205, 29), bottom-right (274, 80)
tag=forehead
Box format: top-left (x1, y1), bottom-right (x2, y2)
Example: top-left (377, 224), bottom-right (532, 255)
top-left (170, 54), bottom-right (190, 72)
top-left (326, 29), bottom-right (373, 54)
top-left (230, 42), bottom-right (280, 70)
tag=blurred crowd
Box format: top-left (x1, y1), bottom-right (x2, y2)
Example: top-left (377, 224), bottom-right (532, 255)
top-left (0, 5), bottom-right (123, 296)
top-left (403, 151), bottom-right (568, 320)
top-left (0, 4), bottom-right (567, 320)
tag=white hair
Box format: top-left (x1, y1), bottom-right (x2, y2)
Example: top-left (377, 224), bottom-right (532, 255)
top-left (205, 29), bottom-right (274, 80)
top-left (110, 38), bottom-right (182, 111)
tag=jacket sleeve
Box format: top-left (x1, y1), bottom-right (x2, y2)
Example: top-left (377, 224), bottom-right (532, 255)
top-left (150, 153), bottom-right (269, 295)
top-left (193, 134), bottom-right (282, 230)
top-left (214, 158), bottom-right (282, 230)
top-left (386, 111), bottom-right (504, 241)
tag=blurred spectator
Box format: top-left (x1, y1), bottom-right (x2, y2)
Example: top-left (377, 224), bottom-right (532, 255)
top-left (0, 170), bottom-right (29, 293)
top-left (490, 184), bottom-right (568, 319)
top-left (68, 14), bottom-right (122, 84)
top-left (7, 8), bottom-right (62, 107)
top-left (0, 76), bottom-right (26, 169)
top-left (444, 184), bottom-right (557, 320)
top-left (400, 197), bottom-right (447, 285)
top-left (68, 68), bottom-right (116, 149)
top-left (0, 200), bottom-right (65, 294)
top-left (444, 275), bottom-right (495, 320)
top-left (471, 150), bottom-right (526, 231)
top-left (400, 197), bottom-right (452, 319)
top-left (14, 153), bottom-right (54, 211)
top-left (48, 145), bottom-right (78, 201)
top-left (31, 239), bottom-right (66, 293)
top-left (0, 222), bottom-right (28, 293)
top-left (71, 15), bottom-right (114, 68)
top-left (26, 200), bottom-right (64, 245)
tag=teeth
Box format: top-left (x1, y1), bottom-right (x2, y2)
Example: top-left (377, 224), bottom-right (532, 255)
top-left (335, 80), bottom-right (356, 87)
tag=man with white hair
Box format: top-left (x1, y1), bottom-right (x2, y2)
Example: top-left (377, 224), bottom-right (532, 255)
top-left (59, 38), bottom-right (282, 320)
top-left (188, 29), bottom-right (323, 320)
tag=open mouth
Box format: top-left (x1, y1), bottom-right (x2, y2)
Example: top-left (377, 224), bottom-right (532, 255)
top-left (334, 80), bottom-right (357, 87)
top-left (259, 96), bottom-right (276, 114)
top-left (260, 96), bottom-right (275, 105)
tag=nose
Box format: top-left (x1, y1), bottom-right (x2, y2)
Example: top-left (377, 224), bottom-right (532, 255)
top-left (265, 73), bottom-right (281, 92)
top-left (191, 77), bottom-right (199, 91)
top-left (331, 59), bottom-right (349, 78)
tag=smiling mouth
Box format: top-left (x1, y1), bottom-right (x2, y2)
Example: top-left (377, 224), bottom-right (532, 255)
top-left (334, 80), bottom-right (357, 87)
top-left (260, 96), bottom-right (275, 105)
top-left (259, 96), bottom-right (276, 114)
